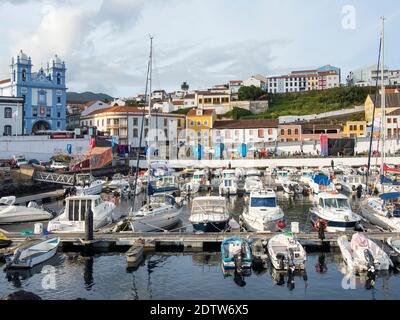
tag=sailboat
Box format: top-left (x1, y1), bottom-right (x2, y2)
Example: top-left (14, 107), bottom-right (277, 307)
top-left (129, 36), bottom-right (182, 233)
top-left (361, 17), bottom-right (400, 230)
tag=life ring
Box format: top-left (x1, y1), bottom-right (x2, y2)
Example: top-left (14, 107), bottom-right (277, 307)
top-left (314, 218), bottom-right (327, 232)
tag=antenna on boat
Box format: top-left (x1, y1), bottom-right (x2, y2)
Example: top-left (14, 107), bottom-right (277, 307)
top-left (146, 35), bottom-right (153, 207)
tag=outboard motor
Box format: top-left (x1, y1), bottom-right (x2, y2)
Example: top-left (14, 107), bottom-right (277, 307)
top-left (364, 249), bottom-right (376, 277)
top-left (277, 253), bottom-right (285, 270)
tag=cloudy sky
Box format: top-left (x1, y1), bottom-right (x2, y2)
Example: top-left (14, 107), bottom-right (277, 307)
top-left (0, 0), bottom-right (399, 97)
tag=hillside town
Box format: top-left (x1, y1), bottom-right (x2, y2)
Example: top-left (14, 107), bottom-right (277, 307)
top-left (0, 50), bottom-right (400, 162)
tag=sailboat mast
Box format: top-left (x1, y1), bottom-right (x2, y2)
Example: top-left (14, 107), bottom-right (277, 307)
top-left (147, 36), bottom-right (153, 202)
top-left (380, 17), bottom-right (386, 183)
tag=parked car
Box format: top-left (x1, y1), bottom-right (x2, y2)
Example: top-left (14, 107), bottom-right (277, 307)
top-left (50, 161), bottom-right (69, 171)
top-left (28, 159), bottom-right (41, 165)
top-left (13, 155), bottom-right (28, 167)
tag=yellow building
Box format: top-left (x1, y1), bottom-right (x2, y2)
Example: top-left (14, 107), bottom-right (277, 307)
top-left (196, 91), bottom-right (230, 115)
top-left (365, 93), bottom-right (400, 124)
top-left (343, 121), bottom-right (367, 138)
top-left (186, 108), bottom-right (216, 147)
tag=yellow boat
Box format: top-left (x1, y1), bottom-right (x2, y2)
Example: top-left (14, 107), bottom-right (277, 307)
top-left (0, 232), bottom-right (12, 248)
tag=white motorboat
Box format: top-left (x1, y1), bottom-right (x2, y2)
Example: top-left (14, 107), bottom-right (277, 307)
top-left (191, 170), bottom-right (211, 191)
top-left (310, 192), bottom-right (361, 232)
top-left (189, 196), bottom-right (230, 233)
top-left (281, 181), bottom-right (303, 195)
top-left (360, 192), bottom-right (400, 232)
top-left (338, 175), bottom-right (366, 195)
top-left (6, 237), bottom-right (60, 269)
top-left (338, 233), bottom-right (393, 273)
top-left (245, 168), bottom-right (262, 178)
top-left (47, 195), bottom-right (116, 233)
top-left (242, 189), bottom-right (285, 232)
top-left (0, 196), bottom-right (53, 224)
top-left (267, 233), bottom-right (307, 271)
top-left (108, 174), bottom-right (130, 189)
top-left (75, 174), bottom-right (105, 196)
top-left (275, 170), bottom-right (290, 185)
top-left (130, 194), bottom-right (182, 232)
top-left (219, 177), bottom-right (238, 196)
top-left (244, 177), bottom-right (263, 194)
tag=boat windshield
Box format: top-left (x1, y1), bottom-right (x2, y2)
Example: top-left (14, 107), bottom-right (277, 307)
top-left (324, 198), bottom-right (350, 209)
top-left (223, 172), bottom-right (235, 178)
top-left (251, 197), bottom-right (276, 208)
top-left (224, 180), bottom-right (233, 187)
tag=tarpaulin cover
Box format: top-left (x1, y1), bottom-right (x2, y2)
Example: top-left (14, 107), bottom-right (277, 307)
top-left (380, 192), bottom-right (400, 201)
top-left (313, 174), bottom-right (331, 186)
top-left (71, 147), bottom-right (112, 171)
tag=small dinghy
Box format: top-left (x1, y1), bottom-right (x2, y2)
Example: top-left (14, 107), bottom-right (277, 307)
top-left (251, 239), bottom-right (269, 268)
top-left (221, 237), bottom-right (252, 270)
top-left (0, 232), bottom-right (12, 248)
top-left (267, 233), bottom-right (307, 271)
top-left (6, 237), bottom-right (60, 269)
top-left (337, 233), bottom-right (393, 273)
top-left (126, 243), bottom-right (144, 269)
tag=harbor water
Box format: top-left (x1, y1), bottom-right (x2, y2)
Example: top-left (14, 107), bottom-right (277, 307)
top-left (1, 192), bottom-right (400, 300)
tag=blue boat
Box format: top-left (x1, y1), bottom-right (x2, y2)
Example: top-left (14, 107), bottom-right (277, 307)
top-left (221, 237), bottom-right (252, 270)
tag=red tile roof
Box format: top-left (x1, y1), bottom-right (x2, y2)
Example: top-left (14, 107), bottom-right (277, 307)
top-left (187, 108), bottom-right (215, 117)
top-left (214, 119), bottom-right (279, 129)
top-left (0, 78), bottom-right (11, 85)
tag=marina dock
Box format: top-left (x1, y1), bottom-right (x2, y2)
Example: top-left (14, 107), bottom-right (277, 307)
top-left (1, 230), bottom-right (399, 256)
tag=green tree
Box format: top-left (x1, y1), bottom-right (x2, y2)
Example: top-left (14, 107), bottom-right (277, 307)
top-left (238, 85), bottom-right (266, 101)
top-left (224, 107), bottom-right (253, 120)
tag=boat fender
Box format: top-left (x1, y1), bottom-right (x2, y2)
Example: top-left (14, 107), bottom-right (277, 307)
top-left (277, 220), bottom-right (286, 230)
top-left (313, 219), bottom-right (327, 232)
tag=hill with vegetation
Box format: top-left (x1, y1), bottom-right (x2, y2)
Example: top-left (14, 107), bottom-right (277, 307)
top-left (67, 91), bottom-right (114, 103)
top-left (242, 86), bottom-right (377, 119)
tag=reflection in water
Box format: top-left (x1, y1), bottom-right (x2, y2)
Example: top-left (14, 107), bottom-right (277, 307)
top-left (270, 268), bottom-right (308, 292)
top-left (315, 254), bottom-right (328, 274)
top-left (83, 257), bottom-right (94, 291)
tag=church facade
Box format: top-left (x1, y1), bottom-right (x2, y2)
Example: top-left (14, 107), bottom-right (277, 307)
top-left (0, 50), bottom-right (67, 134)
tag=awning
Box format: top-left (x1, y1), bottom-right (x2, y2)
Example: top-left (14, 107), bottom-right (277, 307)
top-left (380, 192), bottom-right (400, 201)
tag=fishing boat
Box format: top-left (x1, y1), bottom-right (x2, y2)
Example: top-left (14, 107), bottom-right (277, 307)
top-left (221, 237), bottom-right (252, 270)
top-left (130, 194), bottom-right (182, 232)
top-left (244, 177), bottom-right (263, 194)
top-left (47, 195), bottom-right (116, 233)
top-left (267, 233), bottom-right (306, 271)
top-left (6, 237), bottom-right (60, 269)
top-left (0, 232), bottom-right (12, 248)
top-left (360, 192), bottom-right (400, 231)
top-left (189, 196), bottom-right (230, 232)
top-left (310, 192), bottom-right (361, 232)
top-left (242, 189), bottom-right (285, 232)
top-left (0, 196), bottom-right (53, 224)
top-left (337, 233), bottom-right (393, 273)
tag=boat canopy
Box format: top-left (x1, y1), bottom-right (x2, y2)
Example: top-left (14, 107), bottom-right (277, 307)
top-left (380, 192), bottom-right (400, 201)
top-left (313, 174), bottom-right (331, 186)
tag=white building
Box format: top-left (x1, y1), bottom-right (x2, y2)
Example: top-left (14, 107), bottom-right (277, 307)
top-left (213, 119), bottom-right (279, 149)
top-left (0, 96), bottom-right (24, 136)
top-left (79, 105), bottom-right (185, 150)
top-left (183, 93), bottom-right (197, 109)
top-left (243, 75), bottom-right (268, 91)
top-left (350, 64), bottom-right (400, 87)
top-left (81, 100), bottom-right (110, 117)
top-left (151, 90), bottom-right (168, 101)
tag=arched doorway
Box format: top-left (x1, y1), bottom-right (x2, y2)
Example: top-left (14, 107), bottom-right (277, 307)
top-left (32, 120), bottom-right (51, 133)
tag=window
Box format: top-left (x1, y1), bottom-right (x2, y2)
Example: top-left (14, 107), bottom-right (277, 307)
top-left (145, 118), bottom-right (149, 126)
top-left (133, 118), bottom-right (138, 126)
top-left (288, 129), bottom-right (292, 135)
top-left (388, 129), bottom-right (392, 137)
top-left (203, 120), bottom-right (208, 126)
top-left (197, 121), bottom-right (201, 126)
top-left (102, 119), bottom-right (104, 126)
top-left (4, 107), bottom-right (12, 118)
top-left (33, 106), bottom-right (38, 117)
top-left (388, 118), bottom-right (392, 124)
top-left (57, 73), bottom-right (61, 85)
top-left (39, 91), bottom-right (46, 104)
top-left (107, 119), bottom-right (111, 125)
top-left (199, 99), bottom-right (203, 104)
top-left (133, 128), bottom-right (138, 137)
top-left (281, 129), bottom-right (284, 135)
top-left (144, 128), bottom-right (148, 137)
top-left (4, 125), bottom-right (12, 136)
top-left (393, 118), bottom-right (398, 124)
top-left (268, 129), bottom-right (272, 135)
top-left (57, 121), bottom-right (61, 128)
top-left (57, 112), bottom-right (61, 118)
top-left (360, 125), bottom-right (364, 131)
top-left (89, 120), bottom-right (92, 126)
top-left (164, 129), bottom-right (168, 139)
top-left (114, 119), bottom-right (119, 125)
top-left (114, 129), bottom-right (119, 136)
top-left (190, 120), bottom-right (194, 126)
top-left (258, 129), bottom-right (264, 138)
top-left (57, 97), bottom-right (61, 104)
top-left (22, 69), bottom-right (26, 81)
top-left (164, 119), bottom-right (168, 126)
top-left (46, 107), bottom-right (51, 117)
top-left (13, 70), bottom-right (15, 82)
top-left (295, 129), bottom-right (299, 135)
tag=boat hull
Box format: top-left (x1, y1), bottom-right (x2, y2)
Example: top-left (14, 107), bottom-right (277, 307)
top-left (0, 211), bottom-right (52, 224)
top-left (131, 210), bottom-right (181, 232)
top-left (310, 210), bottom-right (359, 232)
top-left (192, 220), bottom-right (229, 233)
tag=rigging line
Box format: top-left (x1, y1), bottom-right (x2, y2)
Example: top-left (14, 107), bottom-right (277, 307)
top-left (366, 36), bottom-right (382, 192)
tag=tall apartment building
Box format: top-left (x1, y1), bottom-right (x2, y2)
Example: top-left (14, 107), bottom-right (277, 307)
top-left (267, 65), bottom-right (340, 93)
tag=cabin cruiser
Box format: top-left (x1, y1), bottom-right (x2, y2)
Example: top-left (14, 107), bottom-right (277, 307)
top-left (219, 169), bottom-right (244, 195)
top-left (130, 194), bottom-right (182, 232)
top-left (244, 177), bottom-right (263, 194)
top-left (155, 175), bottom-right (180, 194)
top-left (338, 233), bottom-right (393, 273)
top-left (0, 196), bottom-right (53, 224)
top-left (191, 170), bottom-right (211, 191)
top-left (274, 170), bottom-right (290, 185)
top-left (189, 196), bottom-right (230, 232)
top-left (310, 192), bottom-right (361, 232)
top-left (338, 175), bottom-right (366, 195)
top-left (360, 192), bottom-right (400, 232)
top-left (281, 181), bottom-right (303, 195)
top-left (242, 189), bottom-right (285, 232)
top-left (47, 195), bottom-right (116, 233)
top-left (308, 173), bottom-right (336, 194)
top-left (267, 233), bottom-right (307, 271)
